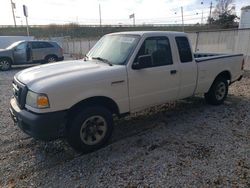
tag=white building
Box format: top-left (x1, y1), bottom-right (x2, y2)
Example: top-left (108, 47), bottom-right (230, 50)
top-left (239, 6), bottom-right (250, 29)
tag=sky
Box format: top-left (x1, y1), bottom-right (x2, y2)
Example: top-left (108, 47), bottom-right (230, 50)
top-left (1, 0), bottom-right (249, 26)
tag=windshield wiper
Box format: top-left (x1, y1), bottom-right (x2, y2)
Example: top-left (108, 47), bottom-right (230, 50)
top-left (92, 57), bottom-right (113, 66)
top-left (83, 54), bottom-right (89, 61)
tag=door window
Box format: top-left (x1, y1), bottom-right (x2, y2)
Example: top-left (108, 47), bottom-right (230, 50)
top-left (42, 42), bottom-right (53, 48)
top-left (175, 37), bottom-right (193, 63)
top-left (15, 43), bottom-right (26, 50)
top-left (31, 42), bottom-right (53, 49)
top-left (134, 37), bottom-right (173, 67)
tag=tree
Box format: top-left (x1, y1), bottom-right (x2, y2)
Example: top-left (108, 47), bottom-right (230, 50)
top-left (213, 0), bottom-right (235, 18)
top-left (209, 0), bottom-right (238, 28)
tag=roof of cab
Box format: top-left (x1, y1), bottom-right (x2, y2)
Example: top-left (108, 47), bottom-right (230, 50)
top-left (16, 40), bottom-right (56, 43)
top-left (28, 40), bottom-right (54, 42)
top-left (108, 31), bottom-right (186, 36)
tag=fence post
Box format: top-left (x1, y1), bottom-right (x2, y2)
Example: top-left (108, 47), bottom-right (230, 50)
top-left (88, 39), bottom-right (91, 51)
top-left (246, 31), bottom-right (250, 70)
top-left (80, 40), bottom-right (83, 58)
top-left (73, 39), bottom-right (75, 57)
top-left (66, 39), bottom-right (69, 54)
top-left (195, 31), bottom-right (200, 52)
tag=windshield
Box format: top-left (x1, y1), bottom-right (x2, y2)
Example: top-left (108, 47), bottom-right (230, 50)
top-left (6, 41), bottom-right (23, 49)
top-left (87, 34), bottom-right (140, 65)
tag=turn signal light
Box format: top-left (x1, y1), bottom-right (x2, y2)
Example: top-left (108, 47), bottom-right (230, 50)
top-left (37, 95), bottom-right (50, 108)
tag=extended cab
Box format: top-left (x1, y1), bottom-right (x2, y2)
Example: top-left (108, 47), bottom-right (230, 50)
top-left (9, 31), bottom-right (244, 153)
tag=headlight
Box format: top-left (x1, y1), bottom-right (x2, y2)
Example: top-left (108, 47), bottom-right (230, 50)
top-left (26, 90), bottom-right (50, 109)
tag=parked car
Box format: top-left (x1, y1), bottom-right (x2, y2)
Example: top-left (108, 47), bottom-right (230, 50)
top-left (9, 31), bottom-right (244, 153)
top-left (0, 40), bottom-right (64, 71)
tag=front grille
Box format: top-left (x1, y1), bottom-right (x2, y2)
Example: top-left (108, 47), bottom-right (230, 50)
top-left (12, 79), bottom-right (27, 109)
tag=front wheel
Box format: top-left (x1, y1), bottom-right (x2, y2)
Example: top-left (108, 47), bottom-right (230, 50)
top-left (66, 106), bottom-right (113, 153)
top-left (204, 77), bottom-right (228, 105)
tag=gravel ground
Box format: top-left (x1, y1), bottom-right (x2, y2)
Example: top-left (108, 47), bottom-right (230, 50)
top-left (0, 66), bottom-right (249, 187)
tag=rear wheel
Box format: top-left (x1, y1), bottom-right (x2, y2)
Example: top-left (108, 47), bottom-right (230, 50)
top-left (66, 106), bottom-right (113, 153)
top-left (44, 55), bottom-right (58, 63)
top-left (204, 76), bottom-right (228, 105)
top-left (0, 58), bottom-right (11, 71)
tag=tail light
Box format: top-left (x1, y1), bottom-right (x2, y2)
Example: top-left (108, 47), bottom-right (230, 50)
top-left (241, 59), bottom-right (245, 70)
top-left (60, 47), bottom-right (63, 55)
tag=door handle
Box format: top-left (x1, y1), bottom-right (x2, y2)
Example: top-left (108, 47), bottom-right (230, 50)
top-left (170, 70), bottom-right (177, 74)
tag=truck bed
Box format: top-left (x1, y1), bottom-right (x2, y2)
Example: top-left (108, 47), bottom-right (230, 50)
top-left (194, 53), bottom-right (244, 94)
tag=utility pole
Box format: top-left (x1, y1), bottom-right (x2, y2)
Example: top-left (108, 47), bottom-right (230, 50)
top-left (99, 4), bottom-right (102, 27)
top-left (201, 11), bottom-right (204, 25)
top-left (129, 13), bottom-right (135, 26)
top-left (25, 15), bottom-right (29, 36)
top-left (133, 13), bottom-right (135, 26)
top-left (200, 1), bottom-right (204, 25)
top-left (10, 0), bottom-right (16, 27)
top-left (209, 1), bottom-right (213, 24)
top-left (181, 7), bottom-right (184, 32)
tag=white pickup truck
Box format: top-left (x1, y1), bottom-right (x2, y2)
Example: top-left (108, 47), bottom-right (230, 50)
top-left (10, 31), bottom-right (244, 153)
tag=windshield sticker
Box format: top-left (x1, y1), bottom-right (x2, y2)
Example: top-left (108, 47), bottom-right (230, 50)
top-left (119, 37), bottom-right (135, 43)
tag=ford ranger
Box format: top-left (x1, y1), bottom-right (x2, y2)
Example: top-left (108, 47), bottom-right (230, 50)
top-left (9, 31), bottom-right (244, 153)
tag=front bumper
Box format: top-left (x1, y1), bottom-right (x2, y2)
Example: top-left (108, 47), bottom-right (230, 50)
top-left (10, 98), bottom-right (67, 141)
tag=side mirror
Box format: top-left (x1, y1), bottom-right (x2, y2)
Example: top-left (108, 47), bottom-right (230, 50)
top-left (132, 55), bottom-right (152, 70)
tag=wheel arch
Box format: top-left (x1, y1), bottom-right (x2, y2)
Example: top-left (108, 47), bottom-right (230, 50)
top-left (68, 96), bottom-right (120, 119)
top-left (45, 54), bottom-right (58, 60)
top-left (215, 70), bottom-right (231, 82)
top-left (0, 56), bottom-right (13, 64)
top-left (206, 70), bottom-right (231, 93)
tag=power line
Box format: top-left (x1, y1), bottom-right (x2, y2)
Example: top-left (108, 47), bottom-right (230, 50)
top-left (19, 1), bottom-right (212, 25)
top-left (16, 3), bottom-right (213, 26)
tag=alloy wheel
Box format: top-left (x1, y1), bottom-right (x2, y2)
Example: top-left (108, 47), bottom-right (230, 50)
top-left (80, 115), bottom-right (108, 145)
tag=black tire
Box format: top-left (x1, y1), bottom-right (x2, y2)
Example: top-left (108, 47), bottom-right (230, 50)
top-left (44, 55), bottom-right (58, 63)
top-left (66, 106), bottom-right (113, 153)
top-left (204, 76), bottom-right (228, 105)
top-left (0, 58), bottom-right (11, 71)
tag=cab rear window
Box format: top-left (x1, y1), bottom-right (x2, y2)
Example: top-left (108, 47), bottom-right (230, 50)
top-left (175, 37), bottom-right (193, 63)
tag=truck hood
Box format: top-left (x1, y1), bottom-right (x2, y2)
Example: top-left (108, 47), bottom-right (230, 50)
top-left (16, 60), bottom-right (109, 84)
top-left (15, 60), bottom-right (125, 92)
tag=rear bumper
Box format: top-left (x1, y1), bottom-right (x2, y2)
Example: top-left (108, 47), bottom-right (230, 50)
top-left (9, 98), bottom-right (67, 141)
top-left (58, 56), bottom-right (64, 61)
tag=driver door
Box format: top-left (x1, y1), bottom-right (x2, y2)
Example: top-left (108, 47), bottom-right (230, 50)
top-left (128, 36), bottom-right (180, 112)
top-left (13, 42), bottom-right (27, 64)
